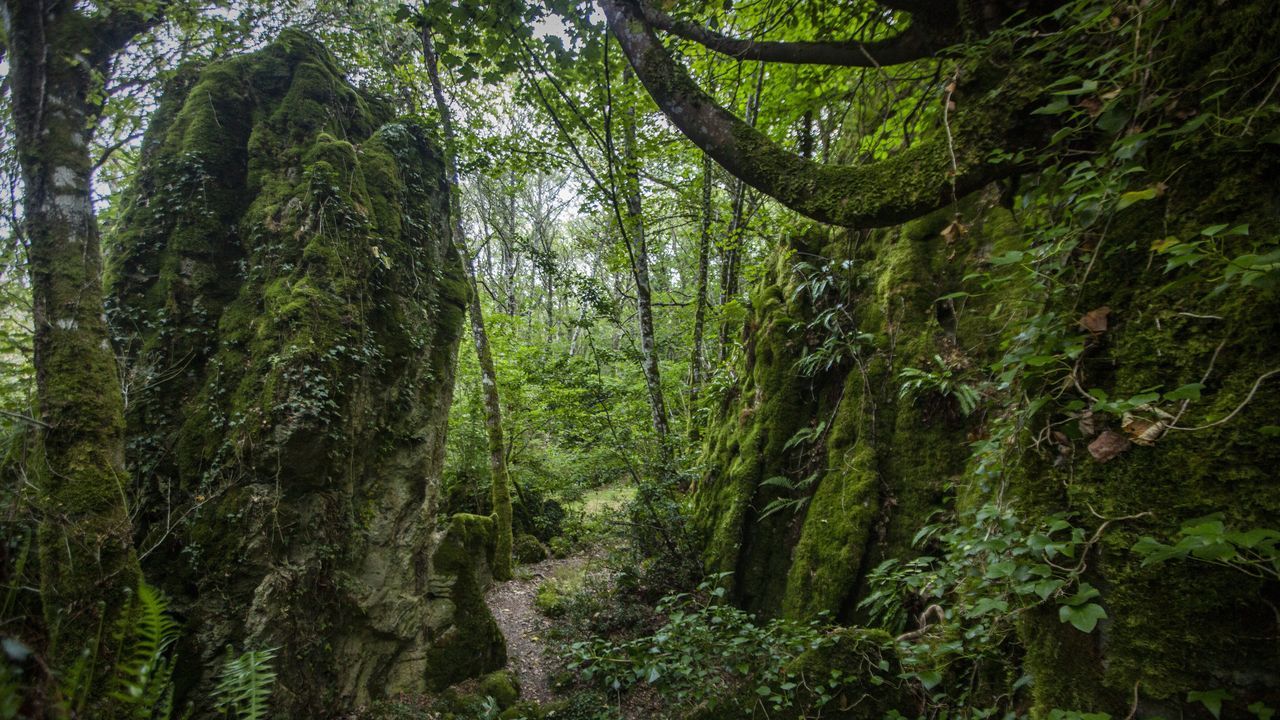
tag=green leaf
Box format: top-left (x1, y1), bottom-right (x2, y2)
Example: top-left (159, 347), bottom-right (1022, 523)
top-left (1188, 689), bottom-right (1233, 719)
top-left (1163, 383), bottom-right (1203, 401)
top-left (1059, 602), bottom-right (1107, 633)
top-left (1117, 187), bottom-right (1158, 209)
top-left (916, 669), bottom-right (943, 690)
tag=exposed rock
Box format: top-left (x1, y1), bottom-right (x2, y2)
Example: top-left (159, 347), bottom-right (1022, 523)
top-left (105, 31), bottom-right (498, 714)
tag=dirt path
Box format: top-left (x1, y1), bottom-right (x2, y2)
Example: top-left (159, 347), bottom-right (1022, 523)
top-left (485, 555), bottom-right (585, 704)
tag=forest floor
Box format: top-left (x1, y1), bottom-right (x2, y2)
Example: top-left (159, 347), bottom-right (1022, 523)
top-left (485, 553), bottom-right (586, 703)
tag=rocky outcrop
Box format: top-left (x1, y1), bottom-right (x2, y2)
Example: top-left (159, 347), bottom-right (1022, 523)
top-left (692, 2), bottom-right (1280, 714)
top-left (105, 31), bottom-right (501, 714)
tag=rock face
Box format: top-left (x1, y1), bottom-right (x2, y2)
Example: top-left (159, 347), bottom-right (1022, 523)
top-left (105, 32), bottom-right (501, 714)
top-left (692, 3), bottom-right (1280, 715)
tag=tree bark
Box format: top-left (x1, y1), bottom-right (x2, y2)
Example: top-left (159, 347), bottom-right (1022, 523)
top-left (688, 152), bottom-right (713, 439)
top-left (620, 68), bottom-right (671, 454)
top-left (637, 0), bottom-right (949, 67)
top-left (421, 26), bottom-right (513, 581)
top-left (0, 0), bottom-right (147, 674)
top-left (599, 0), bottom-right (1041, 229)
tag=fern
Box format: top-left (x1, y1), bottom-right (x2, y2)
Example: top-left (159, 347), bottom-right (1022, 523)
top-left (110, 582), bottom-right (182, 720)
top-left (213, 646), bottom-right (278, 720)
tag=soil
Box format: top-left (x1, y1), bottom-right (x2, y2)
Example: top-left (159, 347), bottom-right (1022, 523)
top-left (484, 554), bottom-right (586, 704)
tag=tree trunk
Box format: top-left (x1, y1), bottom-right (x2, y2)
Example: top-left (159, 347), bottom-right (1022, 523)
top-left (422, 27), bottom-right (513, 581)
top-left (689, 152), bottom-right (713, 439)
top-left (620, 68), bottom-right (671, 455)
top-left (1, 0), bottom-right (142, 673)
top-left (716, 65), bottom-right (764, 362)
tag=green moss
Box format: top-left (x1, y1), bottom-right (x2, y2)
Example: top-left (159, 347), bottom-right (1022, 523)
top-left (477, 670), bottom-right (520, 709)
top-left (513, 533), bottom-right (548, 565)
top-left (105, 31), bottom-right (474, 715)
top-left (425, 513), bottom-right (507, 690)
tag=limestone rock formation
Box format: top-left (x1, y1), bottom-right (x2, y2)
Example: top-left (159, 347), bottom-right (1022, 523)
top-left (692, 4), bottom-right (1280, 711)
top-left (105, 31), bottom-right (502, 714)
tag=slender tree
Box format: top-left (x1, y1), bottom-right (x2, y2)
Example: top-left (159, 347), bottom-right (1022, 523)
top-left (688, 152), bottom-right (713, 438)
top-left (420, 21), bottom-right (514, 580)
top-left (0, 0), bottom-right (155, 674)
top-left (618, 67), bottom-right (671, 455)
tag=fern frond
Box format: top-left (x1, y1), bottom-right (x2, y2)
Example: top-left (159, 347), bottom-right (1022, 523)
top-left (214, 646), bottom-right (278, 720)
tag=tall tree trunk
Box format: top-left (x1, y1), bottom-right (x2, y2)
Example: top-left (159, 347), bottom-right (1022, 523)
top-left (421, 26), bottom-right (513, 581)
top-left (620, 68), bottom-right (670, 455)
top-left (689, 152), bottom-right (713, 439)
top-left (717, 64), bottom-right (765, 362)
top-left (1, 0), bottom-right (145, 674)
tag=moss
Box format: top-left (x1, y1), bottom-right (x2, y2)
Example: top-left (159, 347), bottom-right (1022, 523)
top-left (105, 31), bottom-right (476, 715)
top-left (477, 670), bottom-right (520, 709)
top-left (781, 438), bottom-right (879, 619)
top-left (425, 513), bottom-right (507, 690)
top-left (513, 533), bottom-right (548, 565)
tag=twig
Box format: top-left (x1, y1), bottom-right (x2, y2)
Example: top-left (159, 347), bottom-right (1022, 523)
top-left (1166, 367), bottom-right (1280, 432)
top-left (0, 409), bottom-right (50, 429)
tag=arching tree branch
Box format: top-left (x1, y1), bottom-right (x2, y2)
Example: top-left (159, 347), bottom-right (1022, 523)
top-left (600, 0), bottom-right (1043, 228)
top-left (637, 1), bottom-right (949, 67)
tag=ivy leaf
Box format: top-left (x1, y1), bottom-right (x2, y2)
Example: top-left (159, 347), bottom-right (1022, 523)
top-left (1188, 689), bottom-right (1233, 719)
top-left (1117, 187), bottom-right (1159, 209)
top-left (916, 669), bottom-right (943, 690)
top-left (1059, 602), bottom-right (1107, 632)
top-left (1163, 383), bottom-right (1203, 402)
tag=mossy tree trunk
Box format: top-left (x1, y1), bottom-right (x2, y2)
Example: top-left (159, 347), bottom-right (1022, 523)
top-left (0, 0), bottom-right (156, 678)
top-left (421, 26), bottom-right (513, 581)
top-left (688, 152), bottom-right (713, 438)
top-left (619, 68), bottom-right (671, 460)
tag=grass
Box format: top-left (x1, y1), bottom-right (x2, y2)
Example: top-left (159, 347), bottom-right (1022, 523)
top-left (568, 484), bottom-right (636, 518)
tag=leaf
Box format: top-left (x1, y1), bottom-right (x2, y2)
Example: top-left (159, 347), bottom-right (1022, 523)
top-left (916, 669), bottom-right (943, 690)
top-left (1059, 602), bottom-right (1107, 632)
top-left (1249, 702), bottom-right (1276, 720)
top-left (1162, 383), bottom-right (1202, 402)
top-left (1078, 306), bottom-right (1111, 334)
top-left (1117, 187), bottom-right (1158, 209)
top-left (1188, 689), bottom-right (1233, 719)
top-left (1087, 430), bottom-right (1131, 463)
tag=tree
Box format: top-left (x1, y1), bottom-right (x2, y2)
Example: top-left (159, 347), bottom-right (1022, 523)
top-left (0, 0), bottom-right (157, 676)
top-left (421, 20), bottom-right (515, 581)
top-left (598, 0), bottom-right (1049, 228)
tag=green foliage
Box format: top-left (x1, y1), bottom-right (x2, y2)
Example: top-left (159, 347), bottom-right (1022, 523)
top-left (1132, 514), bottom-right (1280, 579)
top-left (564, 575), bottom-right (892, 715)
top-left (108, 583), bottom-right (183, 718)
top-left (213, 647), bottom-right (278, 720)
top-left (858, 503), bottom-right (1113, 709)
top-left (898, 355), bottom-right (982, 416)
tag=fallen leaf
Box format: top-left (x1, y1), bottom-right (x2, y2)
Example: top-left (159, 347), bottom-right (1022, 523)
top-left (1122, 412), bottom-right (1165, 446)
top-left (1078, 410), bottom-right (1098, 437)
top-left (1079, 306), bottom-right (1112, 334)
top-left (1088, 430), bottom-right (1131, 462)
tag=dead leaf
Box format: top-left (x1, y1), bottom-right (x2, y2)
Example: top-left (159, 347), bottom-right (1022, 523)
top-left (941, 218), bottom-right (966, 244)
top-left (1079, 306), bottom-right (1112, 334)
top-left (1088, 430), bottom-right (1131, 462)
top-left (1122, 412), bottom-right (1166, 446)
top-left (1078, 410), bottom-right (1098, 437)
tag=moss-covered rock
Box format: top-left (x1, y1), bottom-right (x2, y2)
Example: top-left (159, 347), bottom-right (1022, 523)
top-left (105, 31), bottom-right (495, 715)
top-left (513, 533), bottom-right (549, 564)
top-left (425, 513), bottom-right (507, 690)
top-left (691, 4), bottom-right (1280, 714)
top-left (477, 670), bottom-right (520, 709)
